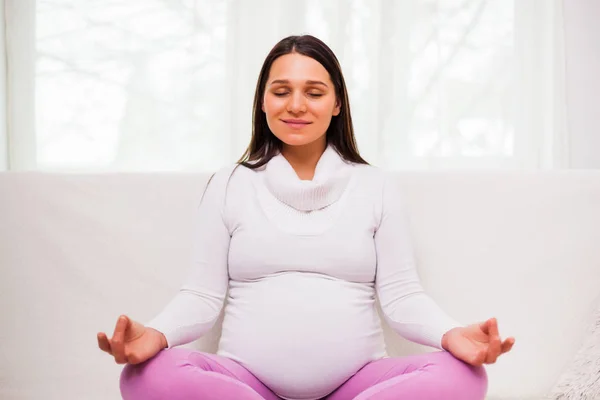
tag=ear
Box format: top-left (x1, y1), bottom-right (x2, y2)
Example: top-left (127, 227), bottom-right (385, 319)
top-left (332, 99), bottom-right (341, 116)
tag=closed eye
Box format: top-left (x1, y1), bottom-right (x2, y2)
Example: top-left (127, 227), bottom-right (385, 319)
top-left (272, 91), bottom-right (324, 98)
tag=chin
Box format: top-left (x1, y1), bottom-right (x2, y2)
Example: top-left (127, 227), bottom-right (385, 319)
top-left (278, 134), bottom-right (319, 148)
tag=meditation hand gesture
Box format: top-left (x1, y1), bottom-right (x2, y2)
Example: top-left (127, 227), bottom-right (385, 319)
top-left (442, 318), bottom-right (515, 367)
top-left (97, 315), bottom-right (167, 365)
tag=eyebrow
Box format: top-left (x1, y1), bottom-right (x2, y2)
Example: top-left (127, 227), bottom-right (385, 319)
top-left (269, 79), bottom-right (328, 88)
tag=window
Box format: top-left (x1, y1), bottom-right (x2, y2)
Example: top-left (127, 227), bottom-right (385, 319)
top-left (5, 0), bottom-right (566, 171)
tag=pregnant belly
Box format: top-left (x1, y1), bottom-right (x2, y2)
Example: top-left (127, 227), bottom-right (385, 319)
top-left (217, 272), bottom-right (386, 400)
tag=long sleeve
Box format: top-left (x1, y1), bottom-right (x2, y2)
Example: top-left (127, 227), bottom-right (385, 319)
top-left (374, 174), bottom-right (462, 350)
top-left (145, 168), bottom-right (232, 348)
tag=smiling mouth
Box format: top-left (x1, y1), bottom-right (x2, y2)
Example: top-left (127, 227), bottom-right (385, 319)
top-left (281, 119), bottom-right (312, 129)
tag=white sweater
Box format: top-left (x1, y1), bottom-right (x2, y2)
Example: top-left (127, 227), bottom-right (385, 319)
top-left (147, 145), bottom-right (461, 400)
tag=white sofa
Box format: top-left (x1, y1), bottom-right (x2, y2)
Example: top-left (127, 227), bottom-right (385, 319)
top-left (1, 171), bottom-right (599, 400)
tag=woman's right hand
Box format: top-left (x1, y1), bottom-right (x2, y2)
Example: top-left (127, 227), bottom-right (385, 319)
top-left (97, 315), bottom-right (167, 365)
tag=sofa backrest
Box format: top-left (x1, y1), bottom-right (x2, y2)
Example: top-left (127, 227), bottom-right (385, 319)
top-left (1, 171), bottom-right (599, 399)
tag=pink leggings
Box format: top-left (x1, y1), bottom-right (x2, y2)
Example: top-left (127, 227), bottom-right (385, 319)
top-left (120, 348), bottom-right (487, 400)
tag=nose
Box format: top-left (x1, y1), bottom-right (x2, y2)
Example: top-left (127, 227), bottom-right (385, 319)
top-left (287, 92), bottom-right (307, 114)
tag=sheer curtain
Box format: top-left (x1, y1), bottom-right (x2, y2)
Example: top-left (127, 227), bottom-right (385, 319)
top-left (3, 0), bottom-right (566, 172)
top-left (0, 0), bottom-right (9, 170)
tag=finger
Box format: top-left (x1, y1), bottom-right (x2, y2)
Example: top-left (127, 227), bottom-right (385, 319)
top-left (97, 332), bottom-right (113, 355)
top-left (451, 340), bottom-right (486, 367)
top-left (488, 318), bottom-right (500, 338)
top-left (479, 318), bottom-right (492, 335)
top-left (501, 337), bottom-right (515, 354)
top-left (468, 349), bottom-right (486, 367)
top-left (485, 319), bottom-right (502, 364)
top-left (485, 340), bottom-right (502, 364)
top-left (111, 315), bottom-right (129, 364)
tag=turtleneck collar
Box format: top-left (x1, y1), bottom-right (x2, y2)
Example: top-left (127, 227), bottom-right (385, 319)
top-left (263, 145), bottom-right (352, 212)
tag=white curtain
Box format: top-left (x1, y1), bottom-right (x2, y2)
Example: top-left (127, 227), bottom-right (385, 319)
top-left (3, 0), bottom-right (567, 172)
top-left (0, 0), bottom-right (8, 170)
top-left (563, 0), bottom-right (600, 169)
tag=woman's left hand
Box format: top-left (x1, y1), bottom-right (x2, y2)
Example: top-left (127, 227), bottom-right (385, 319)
top-left (441, 318), bottom-right (515, 367)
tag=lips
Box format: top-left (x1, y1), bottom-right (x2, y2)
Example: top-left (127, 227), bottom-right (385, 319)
top-left (281, 119), bottom-right (312, 129)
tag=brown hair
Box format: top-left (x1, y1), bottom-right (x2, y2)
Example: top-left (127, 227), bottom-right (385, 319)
top-left (238, 35), bottom-right (368, 168)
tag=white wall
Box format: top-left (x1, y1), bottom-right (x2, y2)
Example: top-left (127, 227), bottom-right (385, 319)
top-left (564, 0), bottom-right (600, 169)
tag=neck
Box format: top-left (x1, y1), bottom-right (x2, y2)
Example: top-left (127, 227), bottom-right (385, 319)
top-left (281, 139), bottom-right (327, 180)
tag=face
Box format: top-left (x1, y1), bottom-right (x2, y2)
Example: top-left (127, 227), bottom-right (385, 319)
top-left (262, 52), bottom-right (341, 149)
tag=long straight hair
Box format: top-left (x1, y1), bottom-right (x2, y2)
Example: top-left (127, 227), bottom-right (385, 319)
top-left (238, 35), bottom-right (368, 169)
